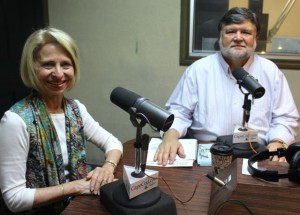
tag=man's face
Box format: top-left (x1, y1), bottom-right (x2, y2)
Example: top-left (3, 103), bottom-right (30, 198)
top-left (219, 20), bottom-right (257, 62)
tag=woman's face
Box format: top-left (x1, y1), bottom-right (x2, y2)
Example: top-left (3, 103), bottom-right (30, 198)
top-left (34, 43), bottom-right (74, 98)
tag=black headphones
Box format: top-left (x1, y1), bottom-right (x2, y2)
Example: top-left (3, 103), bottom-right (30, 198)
top-left (247, 143), bottom-right (300, 183)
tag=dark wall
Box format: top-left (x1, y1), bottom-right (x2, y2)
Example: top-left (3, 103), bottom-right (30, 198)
top-left (0, 0), bottom-right (48, 118)
top-left (194, 0), bottom-right (229, 51)
top-left (193, 0), bottom-right (268, 52)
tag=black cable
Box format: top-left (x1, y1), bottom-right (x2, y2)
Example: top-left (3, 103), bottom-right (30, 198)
top-left (145, 172), bottom-right (207, 204)
top-left (145, 172), bottom-right (208, 215)
top-left (214, 199), bottom-right (255, 215)
top-left (146, 173), bottom-right (254, 215)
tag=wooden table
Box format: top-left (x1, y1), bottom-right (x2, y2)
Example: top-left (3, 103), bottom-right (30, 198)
top-left (61, 139), bottom-right (213, 215)
top-left (61, 140), bottom-right (300, 215)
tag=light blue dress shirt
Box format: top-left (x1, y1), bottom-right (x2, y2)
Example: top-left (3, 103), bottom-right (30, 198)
top-left (166, 52), bottom-right (299, 145)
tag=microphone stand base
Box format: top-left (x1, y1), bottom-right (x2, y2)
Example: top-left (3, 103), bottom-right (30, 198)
top-left (100, 180), bottom-right (177, 215)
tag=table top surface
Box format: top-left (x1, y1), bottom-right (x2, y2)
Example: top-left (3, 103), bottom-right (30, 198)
top-left (61, 139), bottom-right (299, 215)
top-left (62, 140), bottom-right (212, 215)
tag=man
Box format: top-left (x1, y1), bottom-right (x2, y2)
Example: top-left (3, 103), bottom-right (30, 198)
top-left (154, 7), bottom-right (299, 165)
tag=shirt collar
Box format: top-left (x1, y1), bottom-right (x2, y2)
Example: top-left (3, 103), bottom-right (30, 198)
top-left (217, 51), bottom-right (255, 76)
top-left (243, 54), bottom-right (254, 73)
top-left (217, 52), bottom-right (230, 76)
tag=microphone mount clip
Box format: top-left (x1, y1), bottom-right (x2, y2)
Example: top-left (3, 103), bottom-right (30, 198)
top-left (237, 82), bottom-right (255, 130)
top-left (129, 107), bottom-right (150, 178)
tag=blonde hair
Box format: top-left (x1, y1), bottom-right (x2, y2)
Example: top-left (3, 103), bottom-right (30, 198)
top-left (20, 27), bottom-right (80, 91)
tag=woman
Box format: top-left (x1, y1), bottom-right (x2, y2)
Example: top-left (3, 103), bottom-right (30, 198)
top-left (0, 27), bottom-right (123, 214)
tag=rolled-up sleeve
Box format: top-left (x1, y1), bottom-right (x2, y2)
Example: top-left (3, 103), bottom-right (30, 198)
top-left (267, 72), bottom-right (299, 145)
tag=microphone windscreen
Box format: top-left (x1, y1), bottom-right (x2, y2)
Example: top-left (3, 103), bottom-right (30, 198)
top-left (110, 87), bottom-right (142, 113)
top-left (232, 67), bottom-right (247, 81)
top-left (232, 67), bottom-right (265, 99)
top-left (110, 86), bottom-right (174, 131)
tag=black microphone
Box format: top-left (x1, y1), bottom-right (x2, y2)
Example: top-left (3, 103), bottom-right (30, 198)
top-left (110, 87), bottom-right (174, 132)
top-left (233, 67), bottom-right (265, 99)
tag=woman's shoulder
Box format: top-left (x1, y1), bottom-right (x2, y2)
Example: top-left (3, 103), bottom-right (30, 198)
top-left (73, 99), bottom-right (87, 111)
top-left (0, 111), bottom-right (27, 130)
top-left (66, 99), bottom-right (89, 119)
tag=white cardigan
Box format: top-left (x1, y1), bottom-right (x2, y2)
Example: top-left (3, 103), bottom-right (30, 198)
top-left (0, 100), bottom-right (123, 212)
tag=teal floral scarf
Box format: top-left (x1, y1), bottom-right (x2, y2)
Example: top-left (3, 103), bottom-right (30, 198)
top-left (4, 93), bottom-right (89, 214)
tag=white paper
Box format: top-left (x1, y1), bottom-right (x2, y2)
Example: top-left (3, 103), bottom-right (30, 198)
top-left (242, 158), bottom-right (257, 175)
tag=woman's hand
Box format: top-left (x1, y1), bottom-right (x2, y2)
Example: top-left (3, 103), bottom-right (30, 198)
top-left (73, 178), bottom-right (93, 195)
top-left (85, 165), bottom-right (115, 195)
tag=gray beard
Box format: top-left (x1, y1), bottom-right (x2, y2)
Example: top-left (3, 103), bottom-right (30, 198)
top-left (219, 40), bottom-right (256, 62)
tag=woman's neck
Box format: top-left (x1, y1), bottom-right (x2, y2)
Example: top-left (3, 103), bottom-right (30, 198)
top-left (43, 95), bottom-right (65, 114)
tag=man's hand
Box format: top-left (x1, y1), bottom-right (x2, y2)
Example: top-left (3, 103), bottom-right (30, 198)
top-left (267, 141), bottom-right (287, 162)
top-left (153, 129), bottom-right (186, 166)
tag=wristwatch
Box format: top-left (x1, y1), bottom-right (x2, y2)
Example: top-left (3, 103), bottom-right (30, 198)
top-left (269, 139), bottom-right (288, 149)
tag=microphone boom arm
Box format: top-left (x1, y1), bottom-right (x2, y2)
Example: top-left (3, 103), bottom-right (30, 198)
top-left (237, 84), bottom-right (252, 130)
top-left (129, 108), bottom-right (147, 178)
top-left (242, 92), bottom-right (251, 129)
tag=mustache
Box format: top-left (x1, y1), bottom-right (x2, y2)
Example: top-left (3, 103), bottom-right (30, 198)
top-left (230, 43), bottom-right (246, 48)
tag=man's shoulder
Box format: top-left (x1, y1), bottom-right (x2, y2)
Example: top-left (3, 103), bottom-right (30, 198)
top-left (193, 52), bottom-right (218, 63)
top-left (254, 54), bottom-right (278, 68)
top-left (183, 53), bottom-right (221, 78)
top-left (188, 53), bottom-right (219, 70)
top-left (252, 54), bottom-right (284, 79)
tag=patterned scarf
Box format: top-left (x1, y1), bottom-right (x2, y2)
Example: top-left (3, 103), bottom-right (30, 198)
top-left (4, 93), bottom-right (89, 214)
